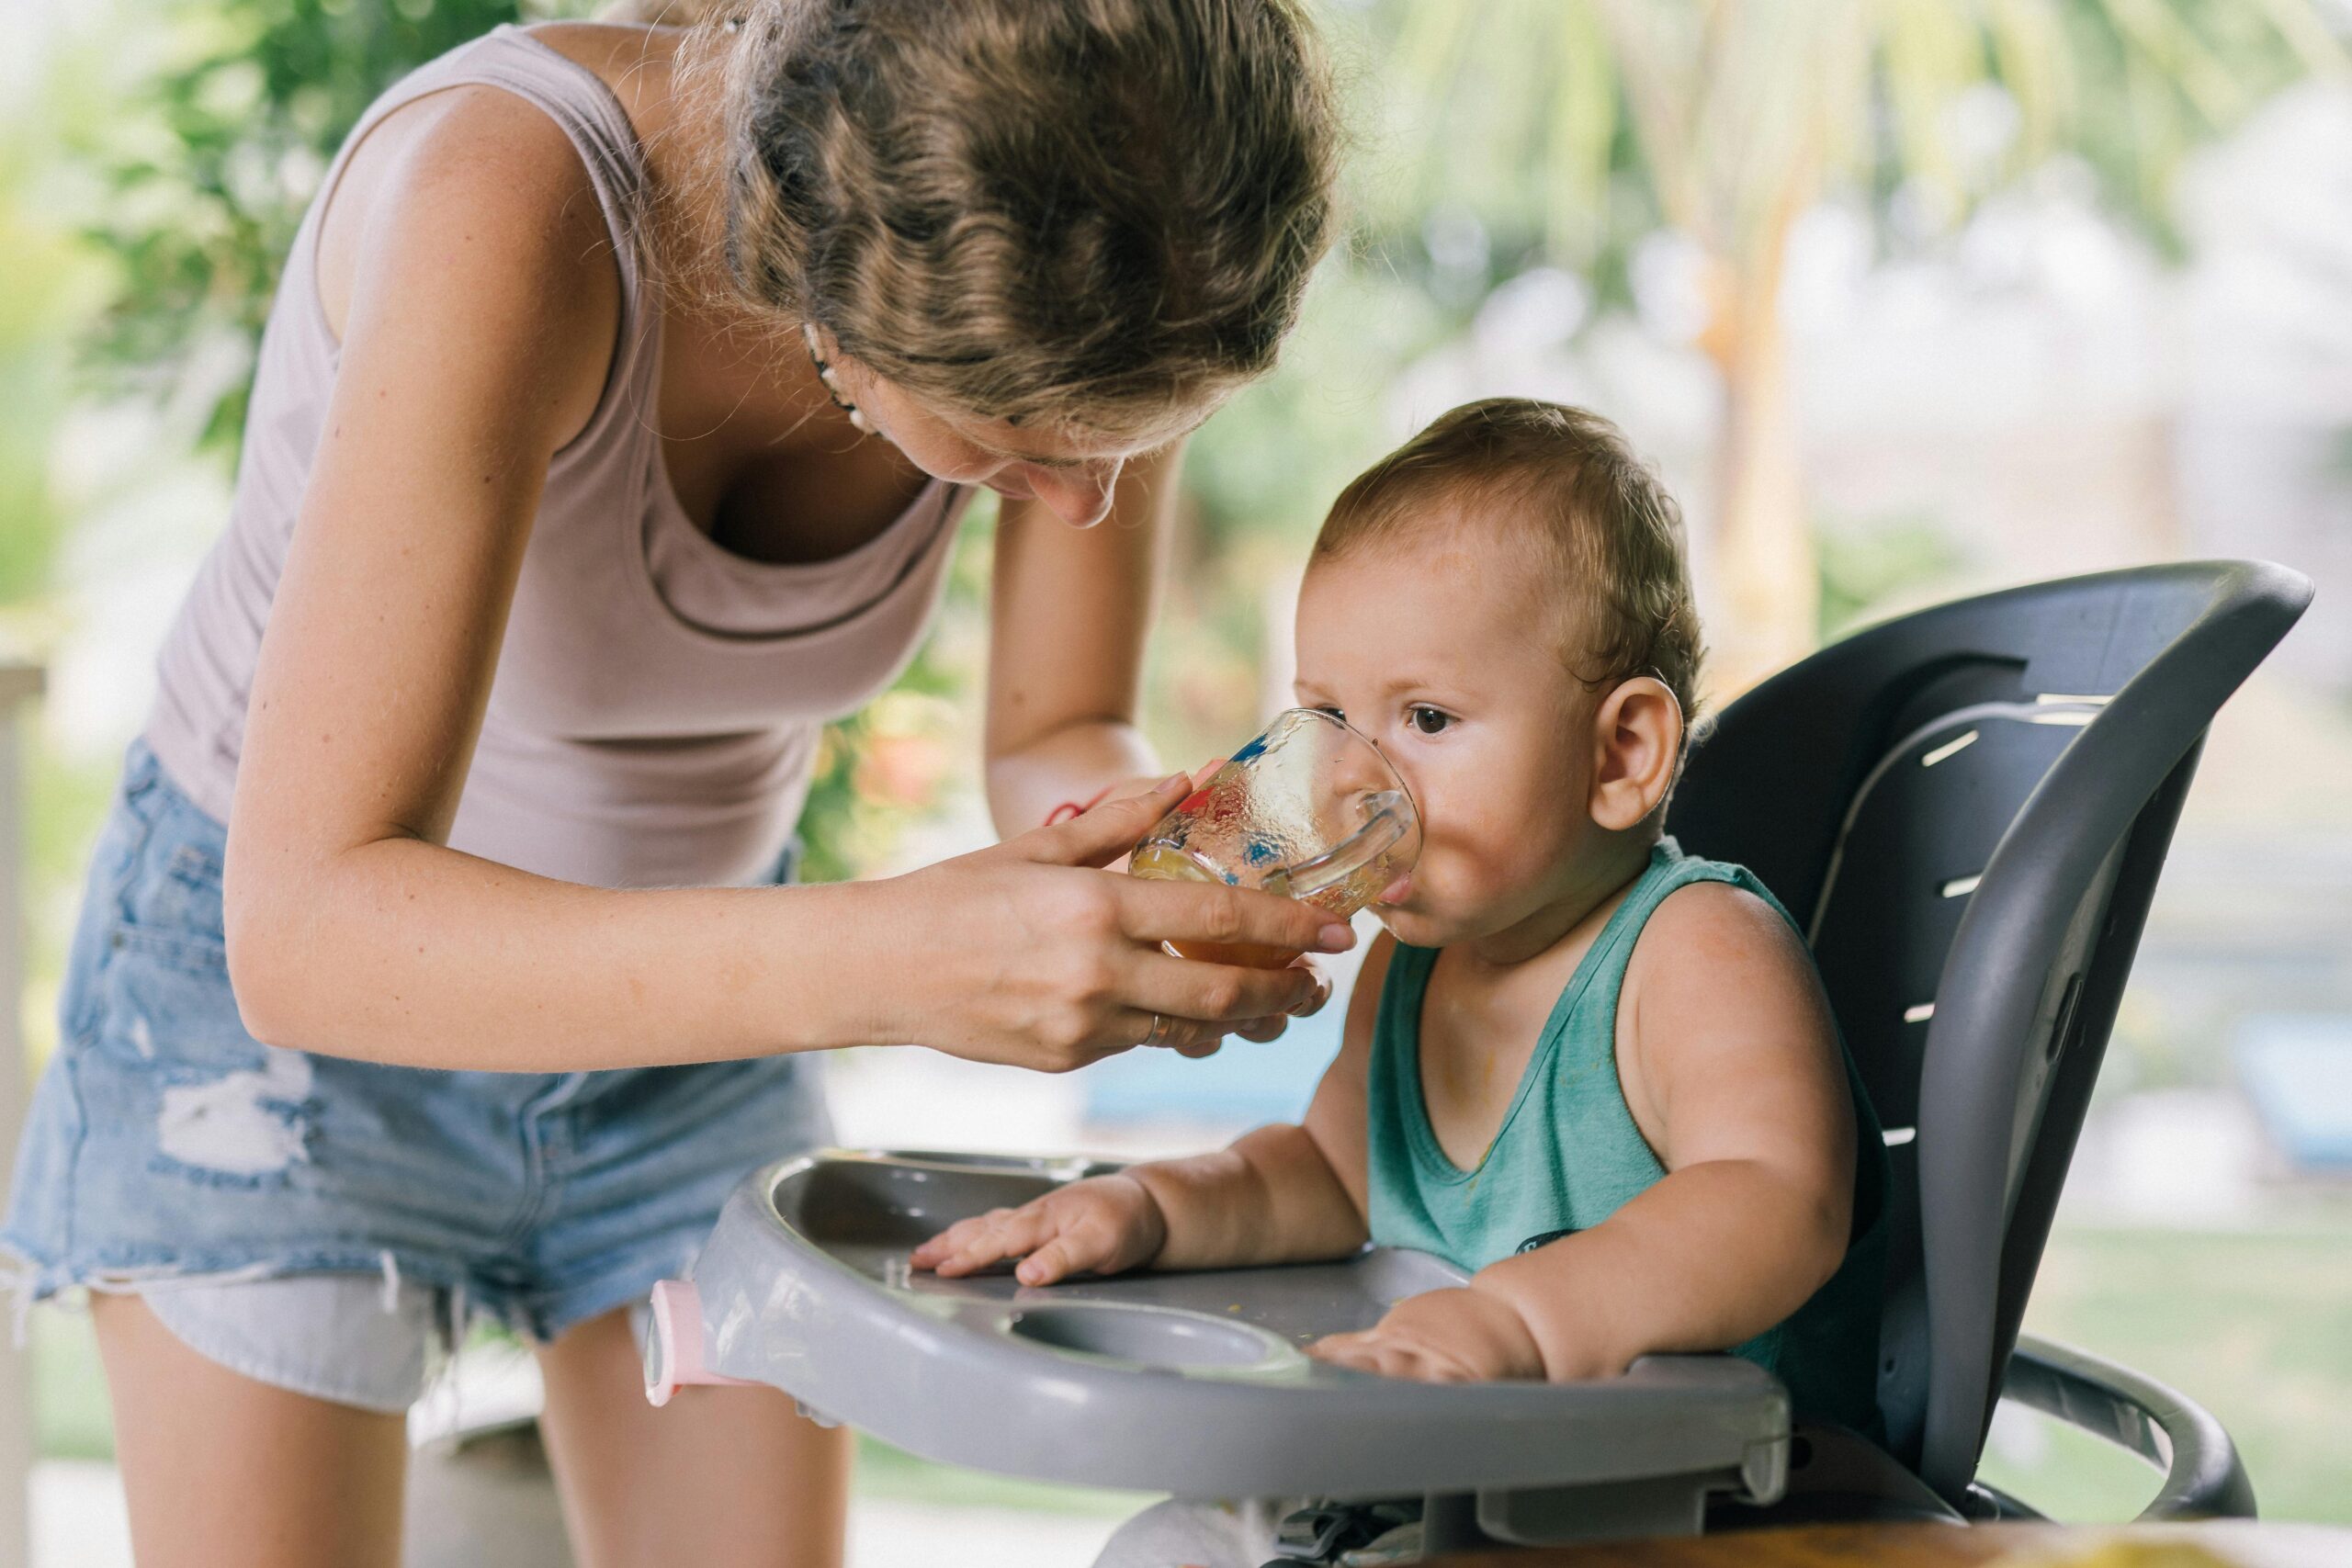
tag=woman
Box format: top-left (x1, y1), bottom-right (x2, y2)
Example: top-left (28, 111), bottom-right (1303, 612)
top-left (2, 2), bottom-right (1341, 1562)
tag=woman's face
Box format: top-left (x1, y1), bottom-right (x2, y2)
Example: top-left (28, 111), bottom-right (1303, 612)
top-left (813, 333), bottom-right (1185, 528)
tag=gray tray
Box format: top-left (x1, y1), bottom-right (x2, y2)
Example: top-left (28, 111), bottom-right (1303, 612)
top-left (664, 1149), bottom-right (1791, 1539)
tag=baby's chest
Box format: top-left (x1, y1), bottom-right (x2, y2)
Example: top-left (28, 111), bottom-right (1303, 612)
top-left (1415, 1002), bottom-right (1666, 1174)
top-left (1417, 1011), bottom-right (1543, 1172)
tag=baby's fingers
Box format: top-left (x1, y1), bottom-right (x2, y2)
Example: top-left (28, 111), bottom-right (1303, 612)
top-left (1306, 1331), bottom-right (1430, 1382)
top-left (1013, 1235), bottom-right (1092, 1287)
top-left (919, 1206), bottom-right (1057, 1278)
top-left (1306, 1331), bottom-right (1375, 1370)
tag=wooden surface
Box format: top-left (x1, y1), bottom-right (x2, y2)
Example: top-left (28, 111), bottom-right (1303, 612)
top-left (1432, 1521), bottom-right (2352, 1568)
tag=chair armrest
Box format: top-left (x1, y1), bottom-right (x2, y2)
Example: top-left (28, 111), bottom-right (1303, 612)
top-left (1997, 1332), bottom-right (2256, 1521)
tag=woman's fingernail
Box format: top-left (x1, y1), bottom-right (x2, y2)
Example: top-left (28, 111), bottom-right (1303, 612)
top-left (1158, 772), bottom-right (1191, 792)
top-left (1317, 922), bottom-right (1355, 951)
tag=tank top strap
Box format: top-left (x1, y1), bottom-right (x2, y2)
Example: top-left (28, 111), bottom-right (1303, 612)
top-left (312, 25), bottom-right (654, 454)
top-left (1537, 836), bottom-right (1772, 1076)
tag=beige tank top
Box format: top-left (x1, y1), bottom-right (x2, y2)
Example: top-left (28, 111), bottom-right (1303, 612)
top-left (144, 27), bottom-right (975, 889)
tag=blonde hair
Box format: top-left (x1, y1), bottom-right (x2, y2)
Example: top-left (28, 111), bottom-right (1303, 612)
top-left (1315, 399), bottom-right (1708, 732)
top-left (633, 0), bottom-right (1339, 441)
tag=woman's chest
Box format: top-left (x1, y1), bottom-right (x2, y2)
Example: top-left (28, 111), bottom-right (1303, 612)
top-left (653, 308), bottom-right (933, 565)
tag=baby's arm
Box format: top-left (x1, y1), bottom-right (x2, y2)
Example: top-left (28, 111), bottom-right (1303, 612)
top-left (1313, 884), bottom-right (1854, 1382)
top-left (911, 938), bottom-right (1394, 1284)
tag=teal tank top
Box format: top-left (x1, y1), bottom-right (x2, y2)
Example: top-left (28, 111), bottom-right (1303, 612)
top-left (1365, 838), bottom-right (1889, 1435)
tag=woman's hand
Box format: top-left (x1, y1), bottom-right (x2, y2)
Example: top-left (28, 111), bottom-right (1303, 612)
top-left (910, 1175), bottom-right (1167, 1286)
top-left (874, 774), bottom-right (1353, 1073)
top-left (1122, 754), bottom-right (1333, 1053)
top-left (1305, 1288), bottom-right (1547, 1383)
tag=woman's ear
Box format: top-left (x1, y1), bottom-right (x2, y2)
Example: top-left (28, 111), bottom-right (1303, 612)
top-left (1588, 677), bottom-right (1684, 832)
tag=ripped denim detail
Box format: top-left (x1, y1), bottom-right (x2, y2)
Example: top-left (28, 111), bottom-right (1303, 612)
top-left (151, 1047), bottom-right (316, 1185)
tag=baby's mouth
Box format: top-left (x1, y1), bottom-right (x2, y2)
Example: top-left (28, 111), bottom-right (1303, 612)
top-left (1375, 873), bottom-right (1414, 907)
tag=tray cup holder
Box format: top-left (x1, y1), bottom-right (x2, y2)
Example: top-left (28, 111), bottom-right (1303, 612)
top-left (1005, 1304), bottom-right (1283, 1370)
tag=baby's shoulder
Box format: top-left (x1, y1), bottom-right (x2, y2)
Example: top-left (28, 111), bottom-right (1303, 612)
top-left (1620, 874), bottom-right (1828, 1045)
top-left (1634, 874), bottom-right (1804, 965)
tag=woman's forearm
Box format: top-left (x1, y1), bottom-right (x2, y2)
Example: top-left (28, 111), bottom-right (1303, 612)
top-left (227, 834), bottom-right (905, 1070)
top-left (984, 716), bottom-right (1159, 837)
top-left (1132, 1122), bottom-right (1366, 1271)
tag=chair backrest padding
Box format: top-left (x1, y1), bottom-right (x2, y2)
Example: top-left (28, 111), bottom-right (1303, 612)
top-left (1663, 561), bottom-right (2310, 1505)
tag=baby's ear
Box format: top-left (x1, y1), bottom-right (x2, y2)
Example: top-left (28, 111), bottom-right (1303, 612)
top-left (1588, 677), bottom-right (1684, 832)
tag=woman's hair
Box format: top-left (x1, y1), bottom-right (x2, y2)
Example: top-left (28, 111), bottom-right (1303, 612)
top-left (1315, 399), bottom-right (1708, 734)
top-left (631, 0), bottom-right (1339, 441)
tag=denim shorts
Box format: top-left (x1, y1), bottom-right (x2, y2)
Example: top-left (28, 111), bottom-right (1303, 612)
top-left (1, 740), bottom-right (831, 1413)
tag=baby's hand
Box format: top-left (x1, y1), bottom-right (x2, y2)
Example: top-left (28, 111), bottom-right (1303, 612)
top-left (1306, 1288), bottom-right (1545, 1383)
top-left (909, 1175), bottom-right (1168, 1287)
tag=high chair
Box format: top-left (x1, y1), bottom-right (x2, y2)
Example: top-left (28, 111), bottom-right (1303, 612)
top-left (647, 560), bottom-right (2311, 1557)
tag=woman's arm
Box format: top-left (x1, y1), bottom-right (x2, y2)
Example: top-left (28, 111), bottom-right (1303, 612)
top-left (224, 92), bottom-right (1344, 1072)
top-left (981, 444), bottom-right (1182, 833)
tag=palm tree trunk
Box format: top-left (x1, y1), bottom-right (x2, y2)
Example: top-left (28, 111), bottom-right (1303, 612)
top-left (1707, 268), bottom-right (1817, 694)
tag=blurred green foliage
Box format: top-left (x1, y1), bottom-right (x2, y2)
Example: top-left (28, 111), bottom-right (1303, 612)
top-left (0, 114), bottom-right (111, 611)
top-left (1368, 0), bottom-right (2341, 282)
top-left (1815, 516), bottom-right (1973, 641)
top-left (81, 0), bottom-right (562, 456)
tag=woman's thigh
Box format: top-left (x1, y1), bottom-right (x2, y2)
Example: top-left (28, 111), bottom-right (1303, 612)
top-left (535, 1307), bottom-right (851, 1568)
top-left (92, 1292), bottom-right (410, 1568)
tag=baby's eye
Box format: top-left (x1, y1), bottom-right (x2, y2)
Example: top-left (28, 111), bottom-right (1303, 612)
top-left (1312, 705), bottom-right (1346, 723)
top-left (1408, 705), bottom-right (1452, 735)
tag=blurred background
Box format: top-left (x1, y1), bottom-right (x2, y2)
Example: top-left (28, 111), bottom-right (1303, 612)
top-left (3, 0), bottom-right (2351, 1562)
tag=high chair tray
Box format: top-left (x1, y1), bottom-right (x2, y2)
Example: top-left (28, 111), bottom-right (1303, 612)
top-left (669, 1150), bottom-right (1791, 1507)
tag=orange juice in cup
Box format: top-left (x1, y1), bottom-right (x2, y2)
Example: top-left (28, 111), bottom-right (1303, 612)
top-left (1129, 709), bottom-right (1420, 968)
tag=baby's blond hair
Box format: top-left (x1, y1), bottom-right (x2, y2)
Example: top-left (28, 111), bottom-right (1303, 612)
top-left (1315, 399), bottom-right (1707, 737)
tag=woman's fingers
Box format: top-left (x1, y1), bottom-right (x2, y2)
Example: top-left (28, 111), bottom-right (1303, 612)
top-left (1122, 949), bottom-right (1324, 1027)
top-left (1287, 954), bottom-right (1334, 1018)
top-left (1118, 878), bottom-right (1354, 961)
top-left (1024, 773), bottom-right (1193, 869)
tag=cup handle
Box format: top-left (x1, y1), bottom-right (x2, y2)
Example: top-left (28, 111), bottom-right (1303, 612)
top-left (1285, 791), bottom-right (1414, 901)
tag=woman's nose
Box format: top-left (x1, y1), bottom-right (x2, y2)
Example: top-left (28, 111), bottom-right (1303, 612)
top-left (1027, 460), bottom-right (1122, 528)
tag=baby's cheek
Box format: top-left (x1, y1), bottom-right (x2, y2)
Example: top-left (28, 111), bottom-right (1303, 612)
top-left (1431, 799), bottom-right (1532, 898)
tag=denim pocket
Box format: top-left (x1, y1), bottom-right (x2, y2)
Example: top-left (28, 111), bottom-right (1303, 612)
top-left (122, 839), bottom-right (229, 957)
top-left (92, 929), bottom-right (254, 1074)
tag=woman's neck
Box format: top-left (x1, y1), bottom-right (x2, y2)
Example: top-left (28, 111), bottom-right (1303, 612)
top-left (630, 38), bottom-right (735, 309)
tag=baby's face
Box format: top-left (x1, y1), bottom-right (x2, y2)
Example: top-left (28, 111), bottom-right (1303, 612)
top-left (1295, 518), bottom-right (1605, 950)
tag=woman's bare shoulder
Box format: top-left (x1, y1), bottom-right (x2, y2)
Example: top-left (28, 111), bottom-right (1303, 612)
top-left (309, 74), bottom-right (627, 461)
top-left (315, 68), bottom-right (624, 358)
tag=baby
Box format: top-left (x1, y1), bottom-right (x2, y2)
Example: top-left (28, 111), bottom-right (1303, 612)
top-left (914, 399), bottom-right (1887, 1565)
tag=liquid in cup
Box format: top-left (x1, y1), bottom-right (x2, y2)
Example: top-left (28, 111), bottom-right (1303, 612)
top-left (1129, 709), bottom-right (1421, 969)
